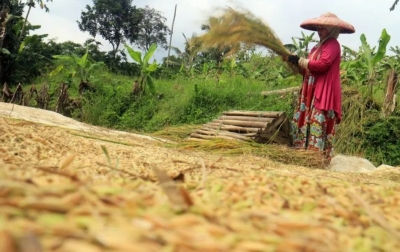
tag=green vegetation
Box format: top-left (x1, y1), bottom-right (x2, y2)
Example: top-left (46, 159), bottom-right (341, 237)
top-left (1, 1), bottom-right (400, 167)
top-left (19, 42), bottom-right (400, 167)
top-left (48, 69), bottom-right (296, 132)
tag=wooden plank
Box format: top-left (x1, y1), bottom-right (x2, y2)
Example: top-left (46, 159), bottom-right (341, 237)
top-left (190, 133), bottom-right (244, 142)
top-left (213, 119), bottom-right (268, 128)
top-left (201, 127), bottom-right (256, 137)
top-left (206, 123), bottom-right (260, 133)
top-left (201, 127), bottom-right (256, 138)
top-left (189, 110), bottom-right (292, 145)
top-left (242, 133), bottom-right (257, 137)
top-left (196, 128), bottom-right (251, 141)
top-left (261, 87), bottom-right (300, 97)
top-left (223, 110), bottom-right (283, 118)
top-left (200, 126), bottom-right (258, 139)
top-left (219, 115), bottom-right (274, 123)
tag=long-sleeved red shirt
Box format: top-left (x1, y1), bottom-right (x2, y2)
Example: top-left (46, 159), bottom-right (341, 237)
top-left (307, 38), bottom-right (342, 122)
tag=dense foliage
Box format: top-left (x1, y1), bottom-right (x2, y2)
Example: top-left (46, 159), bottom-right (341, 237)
top-left (136, 6), bottom-right (171, 51)
top-left (77, 0), bottom-right (142, 58)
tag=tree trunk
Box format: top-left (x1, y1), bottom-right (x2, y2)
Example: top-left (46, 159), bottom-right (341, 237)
top-left (132, 80), bottom-right (140, 95)
top-left (20, 3), bottom-right (33, 40)
top-left (1, 82), bottom-right (13, 102)
top-left (382, 69), bottom-right (398, 117)
top-left (0, 5), bottom-right (9, 85)
top-left (9, 83), bottom-right (24, 104)
top-left (166, 4), bottom-right (177, 68)
top-left (0, 5), bottom-right (8, 48)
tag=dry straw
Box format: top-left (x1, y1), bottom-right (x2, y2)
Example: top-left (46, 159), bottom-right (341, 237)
top-left (197, 7), bottom-right (296, 68)
top-left (177, 138), bottom-right (327, 169)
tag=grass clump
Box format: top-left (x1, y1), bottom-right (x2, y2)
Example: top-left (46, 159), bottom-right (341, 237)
top-left (334, 87), bottom-right (400, 166)
top-left (79, 74), bottom-right (294, 133)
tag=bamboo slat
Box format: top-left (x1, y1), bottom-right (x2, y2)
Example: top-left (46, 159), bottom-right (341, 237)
top-left (201, 126), bottom-right (257, 138)
top-left (219, 115), bottom-right (274, 123)
top-left (189, 110), bottom-right (291, 145)
top-left (196, 128), bottom-right (252, 141)
top-left (190, 133), bottom-right (245, 141)
top-left (206, 123), bottom-right (260, 133)
top-left (223, 110), bottom-right (283, 118)
top-left (213, 119), bottom-right (268, 128)
top-left (199, 125), bottom-right (257, 137)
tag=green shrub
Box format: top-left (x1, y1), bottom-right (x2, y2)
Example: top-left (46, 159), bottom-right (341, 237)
top-left (362, 116), bottom-right (400, 166)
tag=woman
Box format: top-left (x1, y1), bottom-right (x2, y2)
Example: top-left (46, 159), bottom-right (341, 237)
top-left (287, 12), bottom-right (355, 162)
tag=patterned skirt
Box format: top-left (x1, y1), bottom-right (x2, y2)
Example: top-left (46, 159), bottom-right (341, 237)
top-left (291, 107), bottom-right (337, 161)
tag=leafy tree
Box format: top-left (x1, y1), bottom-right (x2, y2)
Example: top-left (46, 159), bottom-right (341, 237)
top-left (135, 6), bottom-right (170, 51)
top-left (13, 32), bottom-right (49, 83)
top-left (0, 1), bottom-right (24, 84)
top-left (77, 0), bottom-right (142, 57)
top-left (45, 38), bottom-right (139, 76)
top-left (0, 0), bottom-right (56, 85)
top-left (42, 39), bottom-right (107, 64)
top-left (20, 0), bottom-right (53, 40)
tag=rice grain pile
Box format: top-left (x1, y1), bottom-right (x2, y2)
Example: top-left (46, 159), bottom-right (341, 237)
top-left (1, 116), bottom-right (400, 252)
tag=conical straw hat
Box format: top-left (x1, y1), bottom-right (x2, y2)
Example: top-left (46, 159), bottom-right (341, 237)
top-left (300, 12), bottom-right (355, 34)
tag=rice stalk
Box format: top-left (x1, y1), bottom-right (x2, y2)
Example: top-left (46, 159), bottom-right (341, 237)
top-left (156, 125), bottom-right (325, 168)
top-left (70, 132), bottom-right (143, 147)
top-left (178, 138), bottom-right (325, 169)
top-left (151, 125), bottom-right (201, 142)
top-left (196, 7), bottom-right (297, 71)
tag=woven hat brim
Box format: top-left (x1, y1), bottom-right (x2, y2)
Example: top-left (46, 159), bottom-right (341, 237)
top-left (300, 18), bottom-right (355, 34)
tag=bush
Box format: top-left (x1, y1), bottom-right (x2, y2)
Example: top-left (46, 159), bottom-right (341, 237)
top-left (362, 116), bottom-right (400, 166)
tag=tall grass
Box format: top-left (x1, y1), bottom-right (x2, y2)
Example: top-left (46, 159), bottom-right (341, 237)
top-left (79, 73), bottom-right (295, 132)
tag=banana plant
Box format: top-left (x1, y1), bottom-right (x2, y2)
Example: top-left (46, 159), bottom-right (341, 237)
top-left (341, 29), bottom-right (391, 98)
top-left (221, 57), bottom-right (237, 73)
top-left (360, 29), bottom-right (391, 98)
top-left (50, 47), bottom-right (105, 85)
top-left (0, 10), bottom-right (23, 54)
top-left (124, 43), bottom-right (158, 95)
top-left (381, 46), bottom-right (400, 72)
top-left (18, 33), bottom-right (48, 54)
top-left (341, 45), bottom-right (358, 61)
top-left (286, 31), bottom-right (317, 57)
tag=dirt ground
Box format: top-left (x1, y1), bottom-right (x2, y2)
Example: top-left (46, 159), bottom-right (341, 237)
top-left (1, 102), bottom-right (400, 252)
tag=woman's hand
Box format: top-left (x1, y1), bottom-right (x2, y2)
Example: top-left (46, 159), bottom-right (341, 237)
top-left (288, 55), bottom-right (300, 65)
